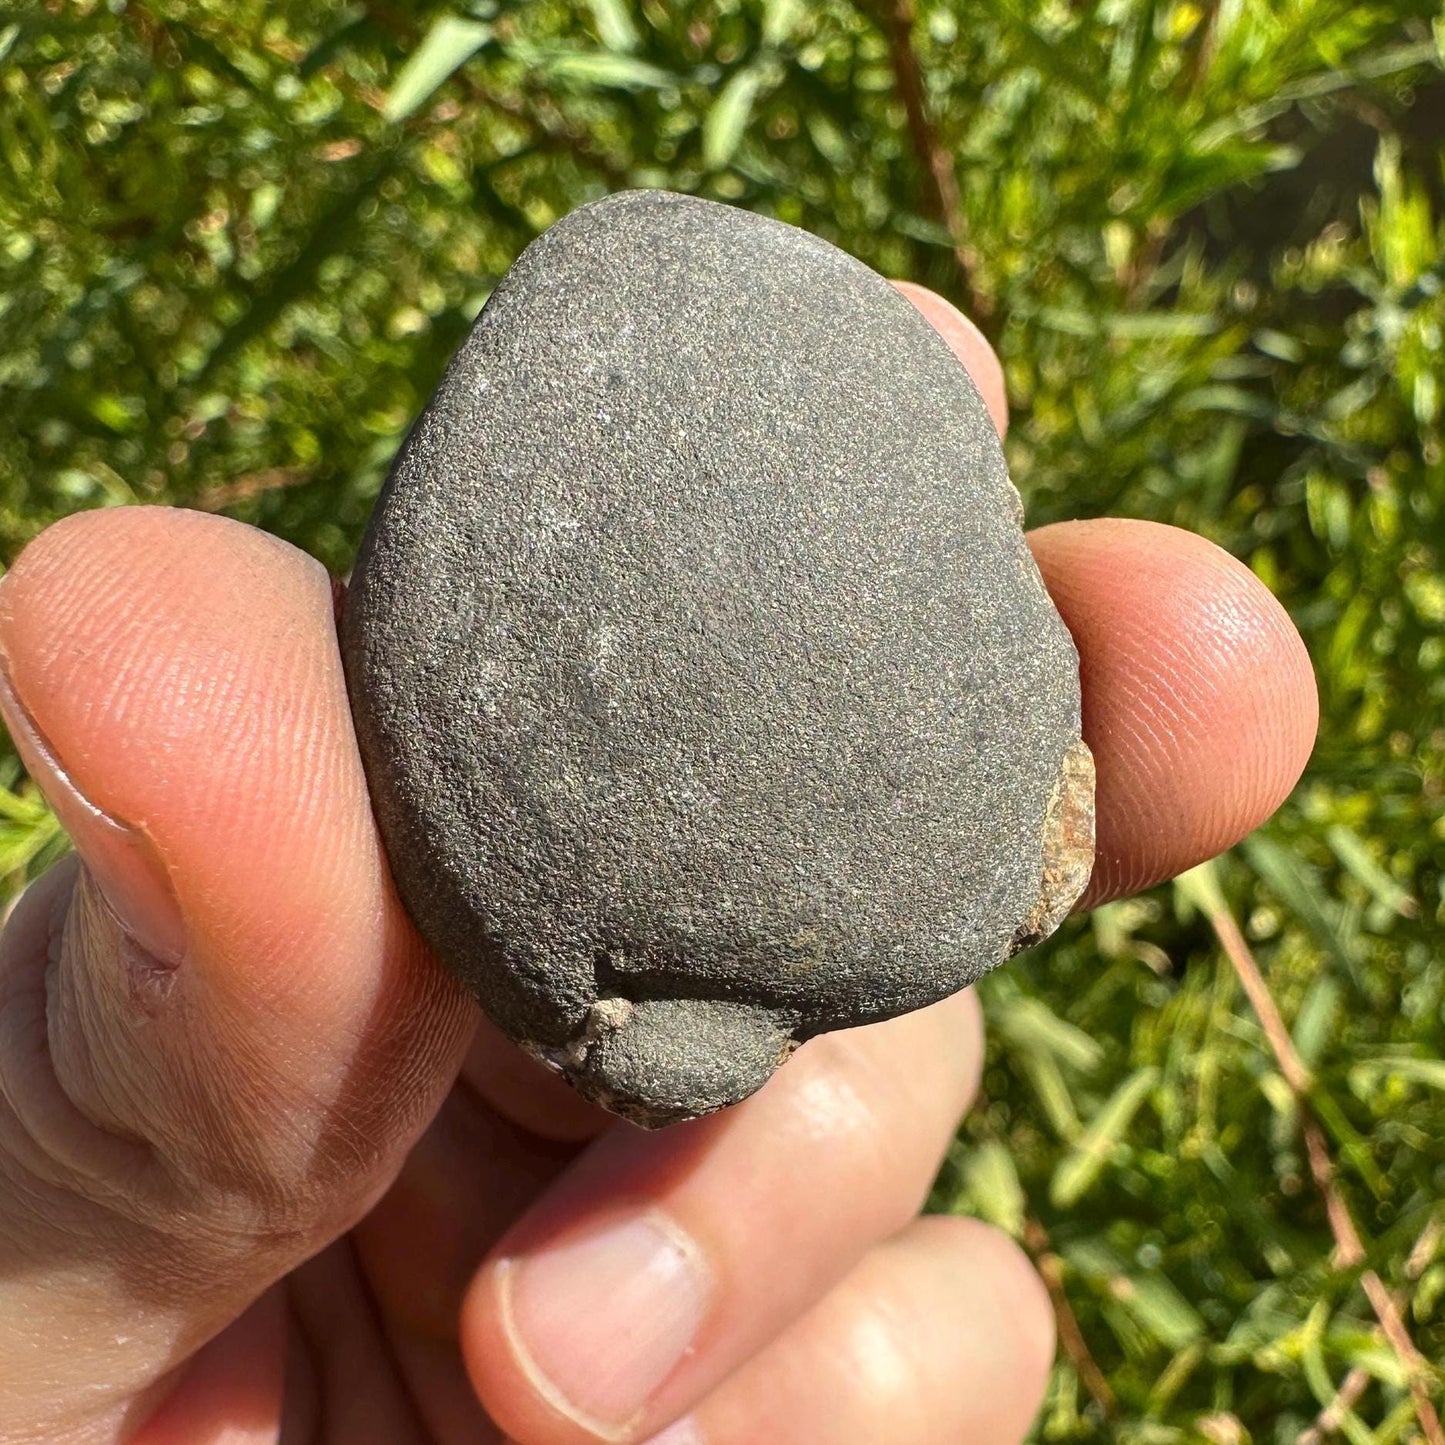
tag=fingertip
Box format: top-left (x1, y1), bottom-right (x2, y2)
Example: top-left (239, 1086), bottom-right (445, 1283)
top-left (891, 281), bottom-right (1009, 437)
top-left (0, 503), bottom-right (469, 1189)
top-left (0, 506), bottom-right (320, 663)
top-left (1028, 518), bottom-right (1319, 906)
top-left (908, 1217), bottom-right (1055, 1396)
top-left (0, 508), bottom-right (349, 985)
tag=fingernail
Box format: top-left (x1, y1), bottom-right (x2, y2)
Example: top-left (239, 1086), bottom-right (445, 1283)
top-left (640, 1420), bottom-right (705, 1445)
top-left (0, 653), bottom-right (187, 967)
top-left (497, 1210), bottom-right (712, 1437)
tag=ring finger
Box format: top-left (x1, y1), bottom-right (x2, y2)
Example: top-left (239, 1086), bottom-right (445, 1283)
top-left (627, 1216), bottom-right (1054, 1445)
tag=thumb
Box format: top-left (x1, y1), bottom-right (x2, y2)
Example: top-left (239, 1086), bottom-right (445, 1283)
top-left (0, 508), bottom-right (471, 1441)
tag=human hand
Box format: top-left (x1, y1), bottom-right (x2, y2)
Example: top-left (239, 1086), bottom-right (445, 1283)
top-left (0, 286), bottom-right (1317, 1445)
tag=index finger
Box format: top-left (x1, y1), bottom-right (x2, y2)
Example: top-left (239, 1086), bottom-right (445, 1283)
top-left (892, 283), bottom-right (1319, 911)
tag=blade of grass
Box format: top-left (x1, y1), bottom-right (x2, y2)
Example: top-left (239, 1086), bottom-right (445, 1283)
top-left (383, 14), bottom-right (492, 122)
top-left (1049, 1065), bottom-right (1158, 1208)
top-left (1182, 860), bottom-right (1444, 1445)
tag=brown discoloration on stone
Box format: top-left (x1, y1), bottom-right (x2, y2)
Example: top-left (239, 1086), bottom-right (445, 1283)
top-left (1011, 739), bottom-right (1096, 954)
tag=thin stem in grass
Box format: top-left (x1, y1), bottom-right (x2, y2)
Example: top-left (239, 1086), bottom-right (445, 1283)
top-left (1296, 1365), bottom-right (1370, 1445)
top-left (1295, 1212), bottom-right (1443, 1445)
top-left (195, 467), bottom-right (314, 512)
top-left (1185, 0), bottom-right (1224, 95)
top-left (1022, 1216), bottom-right (1118, 1419)
top-left (859, 0), bottom-right (990, 323)
top-left (1196, 874), bottom-right (1443, 1445)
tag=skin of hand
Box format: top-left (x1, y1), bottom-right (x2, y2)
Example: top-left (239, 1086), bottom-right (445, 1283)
top-left (0, 284), bottom-right (1319, 1445)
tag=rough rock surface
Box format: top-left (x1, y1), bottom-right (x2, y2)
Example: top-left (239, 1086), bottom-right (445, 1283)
top-left (342, 189), bottom-right (1093, 1126)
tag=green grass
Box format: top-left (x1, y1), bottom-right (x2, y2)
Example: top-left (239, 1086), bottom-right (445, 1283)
top-left (2, 2), bottom-right (1443, 1439)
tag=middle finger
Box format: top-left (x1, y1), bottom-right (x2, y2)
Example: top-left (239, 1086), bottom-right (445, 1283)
top-left (460, 987), bottom-right (985, 1445)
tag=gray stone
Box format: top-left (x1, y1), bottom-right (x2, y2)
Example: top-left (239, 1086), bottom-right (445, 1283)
top-left (341, 189), bottom-right (1094, 1127)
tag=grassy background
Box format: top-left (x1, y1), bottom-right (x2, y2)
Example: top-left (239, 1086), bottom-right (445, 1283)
top-left (2, 2), bottom-right (1443, 1440)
